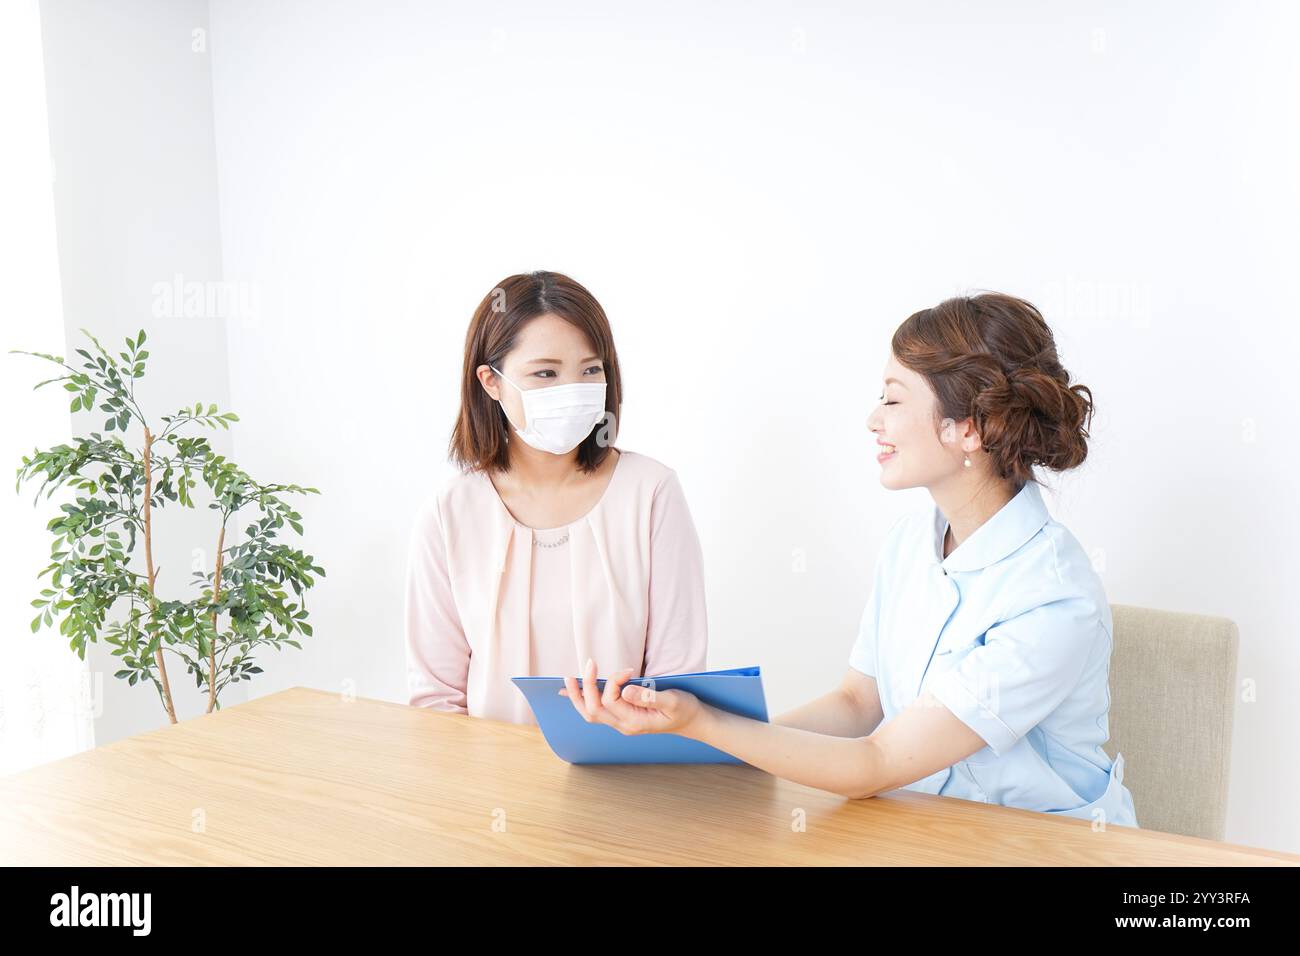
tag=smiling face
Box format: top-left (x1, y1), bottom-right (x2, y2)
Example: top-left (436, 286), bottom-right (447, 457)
top-left (866, 352), bottom-right (979, 490)
top-left (477, 311), bottom-right (607, 432)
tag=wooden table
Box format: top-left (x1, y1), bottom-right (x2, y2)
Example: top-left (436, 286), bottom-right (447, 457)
top-left (1, 687), bottom-right (1295, 866)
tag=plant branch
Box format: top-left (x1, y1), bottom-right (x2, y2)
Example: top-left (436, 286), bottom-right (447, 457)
top-left (206, 521), bottom-right (226, 714)
top-left (142, 425), bottom-right (177, 724)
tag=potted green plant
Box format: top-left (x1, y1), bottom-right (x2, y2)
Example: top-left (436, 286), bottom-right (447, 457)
top-left (11, 329), bottom-right (324, 723)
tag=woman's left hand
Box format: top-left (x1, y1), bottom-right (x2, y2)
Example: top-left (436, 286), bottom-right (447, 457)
top-left (559, 658), bottom-right (705, 737)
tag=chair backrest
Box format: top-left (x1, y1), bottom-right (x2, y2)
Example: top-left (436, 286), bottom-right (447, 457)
top-left (1107, 603), bottom-right (1239, 840)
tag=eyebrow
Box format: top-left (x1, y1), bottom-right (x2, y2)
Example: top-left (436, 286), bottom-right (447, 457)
top-left (884, 377), bottom-right (909, 389)
top-left (526, 356), bottom-right (602, 365)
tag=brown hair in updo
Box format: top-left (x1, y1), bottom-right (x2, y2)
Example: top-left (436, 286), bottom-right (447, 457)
top-left (891, 293), bottom-right (1094, 485)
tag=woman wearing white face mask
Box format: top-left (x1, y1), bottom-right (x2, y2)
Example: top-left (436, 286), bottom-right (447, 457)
top-left (403, 270), bottom-right (709, 725)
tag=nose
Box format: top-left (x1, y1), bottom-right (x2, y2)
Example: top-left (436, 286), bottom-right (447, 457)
top-left (866, 404), bottom-right (883, 432)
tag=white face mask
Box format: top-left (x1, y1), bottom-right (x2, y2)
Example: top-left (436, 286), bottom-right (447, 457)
top-left (490, 365), bottom-right (608, 455)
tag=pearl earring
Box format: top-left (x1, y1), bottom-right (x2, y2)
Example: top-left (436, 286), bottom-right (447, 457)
top-left (963, 454), bottom-right (971, 468)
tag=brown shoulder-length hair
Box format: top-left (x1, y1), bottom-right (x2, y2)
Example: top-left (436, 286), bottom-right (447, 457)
top-left (891, 292), bottom-right (1094, 485)
top-left (449, 271), bottom-right (623, 474)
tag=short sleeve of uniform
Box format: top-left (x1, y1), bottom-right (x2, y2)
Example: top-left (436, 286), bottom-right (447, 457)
top-left (848, 569), bottom-right (884, 677)
top-left (927, 590), bottom-right (1101, 756)
top-left (848, 514), bottom-right (906, 678)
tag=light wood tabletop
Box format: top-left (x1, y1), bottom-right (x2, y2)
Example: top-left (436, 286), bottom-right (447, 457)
top-left (0, 686), bottom-right (1295, 866)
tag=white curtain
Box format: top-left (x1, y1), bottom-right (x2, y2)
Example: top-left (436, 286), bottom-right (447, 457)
top-left (0, 0), bottom-right (96, 775)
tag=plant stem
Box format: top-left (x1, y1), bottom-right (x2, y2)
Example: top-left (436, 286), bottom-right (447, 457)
top-left (206, 521), bottom-right (226, 714)
top-left (143, 425), bottom-right (177, 724)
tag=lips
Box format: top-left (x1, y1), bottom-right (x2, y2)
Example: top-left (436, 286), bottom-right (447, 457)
top-left (877, 442), bottom-right (896, 463)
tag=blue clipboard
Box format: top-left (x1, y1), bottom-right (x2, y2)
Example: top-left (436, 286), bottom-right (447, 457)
top-left (511, 666), bottom-right (769, 765)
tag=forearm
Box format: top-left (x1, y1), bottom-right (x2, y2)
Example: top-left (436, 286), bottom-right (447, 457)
top-left (774, 687), bottom-right (875, 737)
top-left (685, 703), bottom-right (889, 799)
top-left (404, 629), bottom-right (469, 712)
top-left (406, 663), bottom-right (469, 712)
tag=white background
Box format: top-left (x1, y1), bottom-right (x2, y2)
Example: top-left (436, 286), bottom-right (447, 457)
top-left (15, 0), bottom-right (1299, 853)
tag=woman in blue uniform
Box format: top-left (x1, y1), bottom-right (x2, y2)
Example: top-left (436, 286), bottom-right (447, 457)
top-left (562, 292), bottom-right (1138, 828)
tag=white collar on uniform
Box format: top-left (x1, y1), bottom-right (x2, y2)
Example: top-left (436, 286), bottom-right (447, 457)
top-left (932, 479), bottom-right (1051, 573)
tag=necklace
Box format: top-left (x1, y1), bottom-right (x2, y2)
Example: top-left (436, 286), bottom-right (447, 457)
top-left (513, 517), bottom-right (570, 548)
top-left (534, 531), bottom-right (569, 548)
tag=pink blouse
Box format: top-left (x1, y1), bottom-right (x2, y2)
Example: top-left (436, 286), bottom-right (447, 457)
top-left (403, 448), bottom-right (709, 725)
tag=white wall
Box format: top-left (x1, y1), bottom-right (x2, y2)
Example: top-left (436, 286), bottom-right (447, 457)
top-left (0, 0), bottom-right (94, 773)
top-left (205, 0), bottom-right (1300, 853)
top-left (26, 0), bottom-right (1297, 853)
top-left (38, 0), bottom-right (239, 740)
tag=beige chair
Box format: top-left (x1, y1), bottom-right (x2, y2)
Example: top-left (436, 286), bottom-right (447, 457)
top-left (1106, 603), bottom-right (1240, 840)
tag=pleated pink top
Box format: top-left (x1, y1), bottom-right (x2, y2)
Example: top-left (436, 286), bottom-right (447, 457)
top-left (403, 448), bottom-right (709, 725)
